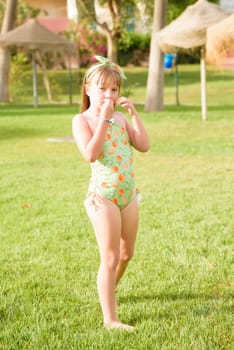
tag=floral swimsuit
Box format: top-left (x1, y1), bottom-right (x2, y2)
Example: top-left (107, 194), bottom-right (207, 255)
top-left (87, 121), bottom-right (135, 210)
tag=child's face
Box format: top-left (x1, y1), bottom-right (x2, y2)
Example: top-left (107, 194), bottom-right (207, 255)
top-left (86, 78), bottom-right (119, 110)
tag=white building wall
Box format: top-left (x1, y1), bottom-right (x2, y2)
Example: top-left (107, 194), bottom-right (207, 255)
top-left (66, 0), bottom-right (78, 23)
top-left (220, 0), bottom-right (234, 11)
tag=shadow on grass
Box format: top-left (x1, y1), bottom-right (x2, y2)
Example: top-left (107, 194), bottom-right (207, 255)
top-left (0, 126), bottom-right (49, 140)
top-left (119, 291), bottom-right (233, 324)
top-left (164, 104), bottom-right (234, 113)
top-left (126, 67), bottom-right (234, 89)
top-left (119, 290), bottom-right (233, 305)
top-left (1, 103), bottom-right (234, 124)
top-left (164, 69), bottom-right (234, 87)
top-left (0, 104), bottom-right (78, 118)
top-left (0, 104), bottom-right (79, 140)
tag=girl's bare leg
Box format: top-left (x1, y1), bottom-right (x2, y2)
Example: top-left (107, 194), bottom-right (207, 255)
top-left (85, 195), bottom-right (134, 330)
top-left (115, 196), bottom-right (139, 286)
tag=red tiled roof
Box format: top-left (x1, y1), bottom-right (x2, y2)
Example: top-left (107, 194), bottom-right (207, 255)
top-left (37, 17), bottom-right (71, 33)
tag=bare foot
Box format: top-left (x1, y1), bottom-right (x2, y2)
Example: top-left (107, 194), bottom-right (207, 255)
top-left (104, 321), bottom-right (135, 332)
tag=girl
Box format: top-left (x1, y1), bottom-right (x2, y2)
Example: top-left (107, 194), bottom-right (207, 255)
top-left (72, 56), bottom-right (150, 331)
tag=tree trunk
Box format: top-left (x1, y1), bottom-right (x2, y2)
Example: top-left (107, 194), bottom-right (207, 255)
top-left (36, 52), bottom-right (53, 102)
top-left (79, 0), bottom-right (120, 64)
top-left (0, 48), bottom-right (11, 102)
top-left (145, 0), bottom-right (167, 112)
top-left (106, 31), bottom-right (118, 62)
top-left (0, 0), bottom-right (17, 102)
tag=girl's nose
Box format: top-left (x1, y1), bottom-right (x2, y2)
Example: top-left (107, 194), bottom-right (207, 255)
top-left (105, 89), bottom-right (112, 98)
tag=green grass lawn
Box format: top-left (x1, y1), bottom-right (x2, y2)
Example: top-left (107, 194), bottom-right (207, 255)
top-left (0, 65), bottom-right (234, 349)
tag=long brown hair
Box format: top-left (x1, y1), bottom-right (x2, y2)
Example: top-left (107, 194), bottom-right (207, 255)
top-left (80, 63), bottom-right (122, 113)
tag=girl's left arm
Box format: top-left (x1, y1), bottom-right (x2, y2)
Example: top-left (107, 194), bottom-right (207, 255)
top-left (116, 97), bottom-right (150, 152)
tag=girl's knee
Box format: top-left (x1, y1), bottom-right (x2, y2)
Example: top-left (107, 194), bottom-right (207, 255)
top-left (120, 250), bottom-right (134, 262)
top-left (101, 253), bottom-right (120, 270)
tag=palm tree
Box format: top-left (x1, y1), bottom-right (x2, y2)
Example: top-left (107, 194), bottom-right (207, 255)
top-left (0, 0), bottom-right (17, 102)
top-left (145, 0), bottom-right (167, 111)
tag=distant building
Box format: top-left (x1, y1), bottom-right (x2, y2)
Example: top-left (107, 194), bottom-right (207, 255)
top-left (220, 0), bottom-right (234, 11)
top-left (219, 0), bottom-right (234, 69)
top-left (26, 0), bottom-right (67, 18)
top-left (24, 1), bottom-right (77, 68)
top-left (24, 0), bottom-right (79, 32)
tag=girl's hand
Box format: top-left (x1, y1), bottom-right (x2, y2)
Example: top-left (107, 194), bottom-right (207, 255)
top-left (100, 98), bottom-right (114, 119)
top-left (116, 97), bottom-right (136, 117)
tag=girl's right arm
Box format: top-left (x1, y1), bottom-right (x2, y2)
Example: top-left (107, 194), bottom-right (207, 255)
top-left (72, 115), bottom-right (109, 163)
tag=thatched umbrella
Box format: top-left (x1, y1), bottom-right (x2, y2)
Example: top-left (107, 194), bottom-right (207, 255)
top-left (157, 0), bottom-right (230, 120)
top-left (206, 13), bottom-right (234, 67)
top-left (0, 18), bottom-right (75, 107)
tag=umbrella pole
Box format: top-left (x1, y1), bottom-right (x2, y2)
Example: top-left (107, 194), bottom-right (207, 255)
top-left (68, 55), bottom-right (72, 105)
top-left (32, 52), bottom-right (38, 108)
top-left (200, 46), bottom-right (207, 121)
top-left (175, 52), bottom-right (180, 106)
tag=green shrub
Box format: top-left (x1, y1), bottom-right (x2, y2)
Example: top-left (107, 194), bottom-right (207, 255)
top-left (119, 31), bottom-right (150, 52)
top-left (118, 31), bottom-right (150, 66)
top-left (9, 53), bottom-right (32, 102)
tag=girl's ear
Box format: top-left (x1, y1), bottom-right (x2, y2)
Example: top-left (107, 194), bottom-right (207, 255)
top-left (85, 84), bottom-right (90, 96)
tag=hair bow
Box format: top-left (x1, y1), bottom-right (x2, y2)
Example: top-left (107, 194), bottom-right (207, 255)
top-left (94, 55), bottom-right (127, 80)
